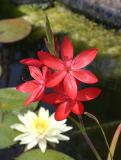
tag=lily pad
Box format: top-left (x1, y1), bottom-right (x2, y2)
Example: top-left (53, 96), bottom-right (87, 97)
top-left (15, 149), bottom-right (75, 160)
top-left (0, 112), bottom-right (21, 149)
top-left (0, 87), bottom-right (39, 113)
top-left (0, 19), bottom-right (31, 43)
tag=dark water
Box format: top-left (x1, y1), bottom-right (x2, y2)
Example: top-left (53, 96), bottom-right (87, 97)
top-left (1, 1), bottom-right (121, 160)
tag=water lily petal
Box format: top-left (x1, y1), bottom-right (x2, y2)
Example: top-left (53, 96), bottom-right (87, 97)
top-left (61, 37), bottom-right (73, 67)
top-left (29, 66), bottom-right (43, 83)
top-left (76, 87), bottom-right (101, 101)
top-left (70, 100), bottom-right (84, 114)
top-left (45, 136), bottom-right (59, 143)
top-left (23, 86), bottom-right (45, 106)
top-left (72, 49), bottom-right (98, 69)
top-left (20, 134), bottom-right (37, 144)
top-left (60, 126), bottom-right (73, 133)
top-left (38, 50), bottom-right (65, 70)
top-left (71, 69), bottom-right (98, 84)
top-left (20, 58), bottom-right (44, 67)
top-left (26, 138), bottom-right (39, 150)
top-left (38, 138), bottom-right (47, 153)
top-left (56, 134), bottom-right (70, 140)
top-left (18, 114), bottom-right (30, 127)
top-left (64, 74), bottom-right (77, 100)
top-left (55, 101), bottom-right (71, 121)
top-left (45, 70), bottom-right (66, 88)
top-left (16, 80), bottom-right (40, 93)
top-left (42, 93), bottom-right (65, 104)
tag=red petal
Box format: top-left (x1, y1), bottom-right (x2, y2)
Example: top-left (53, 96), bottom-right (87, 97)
top-left (38, 51), bottom-right (65, 70)
top-left (16, 80), bottom-right (40, 93)
top-left (61, 37), bottom-right (73, 67)
top-left (42, 93), bottom-right (65, 104)
top-left (72, 49), bottom-right (98, 69)
top-left (23, 86), bottom-right (45, 106)
top-left (52, 81), bottom-right (65, 95)
top-left (70, 100), bottom-right (84, 114)
top-left (42, 66), bottom-right (48, 80)
top-left (71, 69), bottom-right (98, 84)
top-left (54, 101), bottom-right (71, 121)
top-left (64, 74), bottom-right (77, 100)
top-left (20, 58), bottom-right (44, 67)
top-left (55, 37), bottom-right (59, 56)
top-left (76, 87), bottom-right (101, 101)
top-left (29, 66), bottom-right (43, 83)
top-left (45, 70), bottom-right (66, 88)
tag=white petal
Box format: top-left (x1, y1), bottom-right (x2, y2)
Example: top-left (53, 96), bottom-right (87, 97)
top-left (26, 138), bottom-right (39, 150)
top-left (18, 115), bottom-right (30, 127)
top-left (44, 109), bottom-right (49, 121)
top-left (56, 134), bottom-right (70, 141)
top-left (20, 135), bottom-right (37, 144)
top-left (38, 107), bottom-right (45, 118)
top-left (38, 138), bottom-right (47, 153)
top-left (45, 136), bottom-right (59, 143)
top-left (53, 124), bottom-right (66, 130)
top-left (44, 128), bottom-right (60, 136)
top-left (38, 125), bottom-right (43, 133)
top-left (25, 111), bottom-right (37, 125)
top-left (60, 126), bottom-right (73, 133)
top-left (10, 124), bottom-right (30, 133)
top-left (54, 119), bottom-right (67, 125)
top-left (13, 133), bottom-right (30, 141)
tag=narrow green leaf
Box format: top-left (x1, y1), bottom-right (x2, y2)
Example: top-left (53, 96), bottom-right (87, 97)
top-left (107, 124), bottom-right (121, 160)
top-left (84, 112), bottom-right (113, 160)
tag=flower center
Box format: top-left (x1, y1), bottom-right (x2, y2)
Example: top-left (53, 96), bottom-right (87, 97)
top-left (66, 67), bottom-right (71, 73)
top-left (34, 117), bottom-right (49, 134)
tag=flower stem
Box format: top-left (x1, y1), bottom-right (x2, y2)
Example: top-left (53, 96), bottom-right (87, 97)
top-left (77, 115), bottom-right (102, 160)
top-left (68, 115), bottom-right (102, 160)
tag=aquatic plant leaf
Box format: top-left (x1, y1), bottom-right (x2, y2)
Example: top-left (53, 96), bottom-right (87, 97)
top-left (0, 87), bottom-right (39, 113)
top-left (107, 124), bottom-right (121, 160)
top-left (0, 109), bottom-right (2, 123)
top-left (0, 112), bottom-right (21, 149)
top-left (15, 149), bottom-right (75, 160)
top-left (0, 19), bottom-right (31, 43)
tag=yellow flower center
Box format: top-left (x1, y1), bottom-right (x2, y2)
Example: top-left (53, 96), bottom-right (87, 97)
top-left (33, 116), bottom-right (49, 134)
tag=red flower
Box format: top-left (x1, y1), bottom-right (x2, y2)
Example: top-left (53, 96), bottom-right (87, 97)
top-left (20, 58), bottom-right (44, 67)
top-left (38, 37), bottom-right (98, 100)
top-left (42, 82), bottom-right (101, 121)
top-left (16, 66), bottom-right (50, 106)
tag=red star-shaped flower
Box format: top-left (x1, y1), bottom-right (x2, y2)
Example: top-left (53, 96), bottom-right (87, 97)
top-left (38, 37), bottom-right (98, 100)
top-left (16, 66), bottom-right (50, 106)
top-left (42, 82), bottom-right (101, 121)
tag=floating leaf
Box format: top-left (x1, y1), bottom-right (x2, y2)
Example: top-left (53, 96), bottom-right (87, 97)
top-left (0, 87), bottom-right (39, 113)
top-left (0, 19), bottom-right (31, 43)
top-left (0, 109), bottom-right (2, 123)
top-left (0, 112), bottom-right (21, 149)
top-left (15, 149), bottom-right (75, 160)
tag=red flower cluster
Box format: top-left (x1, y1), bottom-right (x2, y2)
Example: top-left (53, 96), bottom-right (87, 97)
top-left (17, 37), bottom-right (101, 121)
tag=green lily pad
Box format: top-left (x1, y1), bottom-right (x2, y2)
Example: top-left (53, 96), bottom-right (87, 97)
top-left (15, 149), bottom-right (75, 160)
top-left (0, 19), bottom-right (31, 43)
top-left (0, 112), bottom-right (21, 149)
top-left (0, 87), bottom-right (39, 113)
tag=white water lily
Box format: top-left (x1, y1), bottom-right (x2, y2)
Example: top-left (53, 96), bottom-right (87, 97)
top-left (10, 107), bottom-right (72, 152)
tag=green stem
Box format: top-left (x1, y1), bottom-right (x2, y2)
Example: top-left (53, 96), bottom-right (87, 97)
top-left (68, 115), bottom-right (102, 160)
top-left (77, 115), bottom-right (102, 160)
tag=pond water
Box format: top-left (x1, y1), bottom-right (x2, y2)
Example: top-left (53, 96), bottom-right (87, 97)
top-left (1, 1), bottom-right (121, 160)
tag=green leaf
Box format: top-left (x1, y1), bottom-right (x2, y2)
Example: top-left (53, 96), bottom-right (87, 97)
top-left (0, 112), bottom-right (21, 149)
top-left (0, 109), bottom-right (3, 123)
top-left (0, 19), bottom-right (32, 43)
top-left (107, 124), bottom-right (121, 160)
top-left (45, 15), bottom-right (55, 55)
top-left (15, 149), bottom-right (75, 160)
top-left (0, 87), bottom-right (39, 113)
